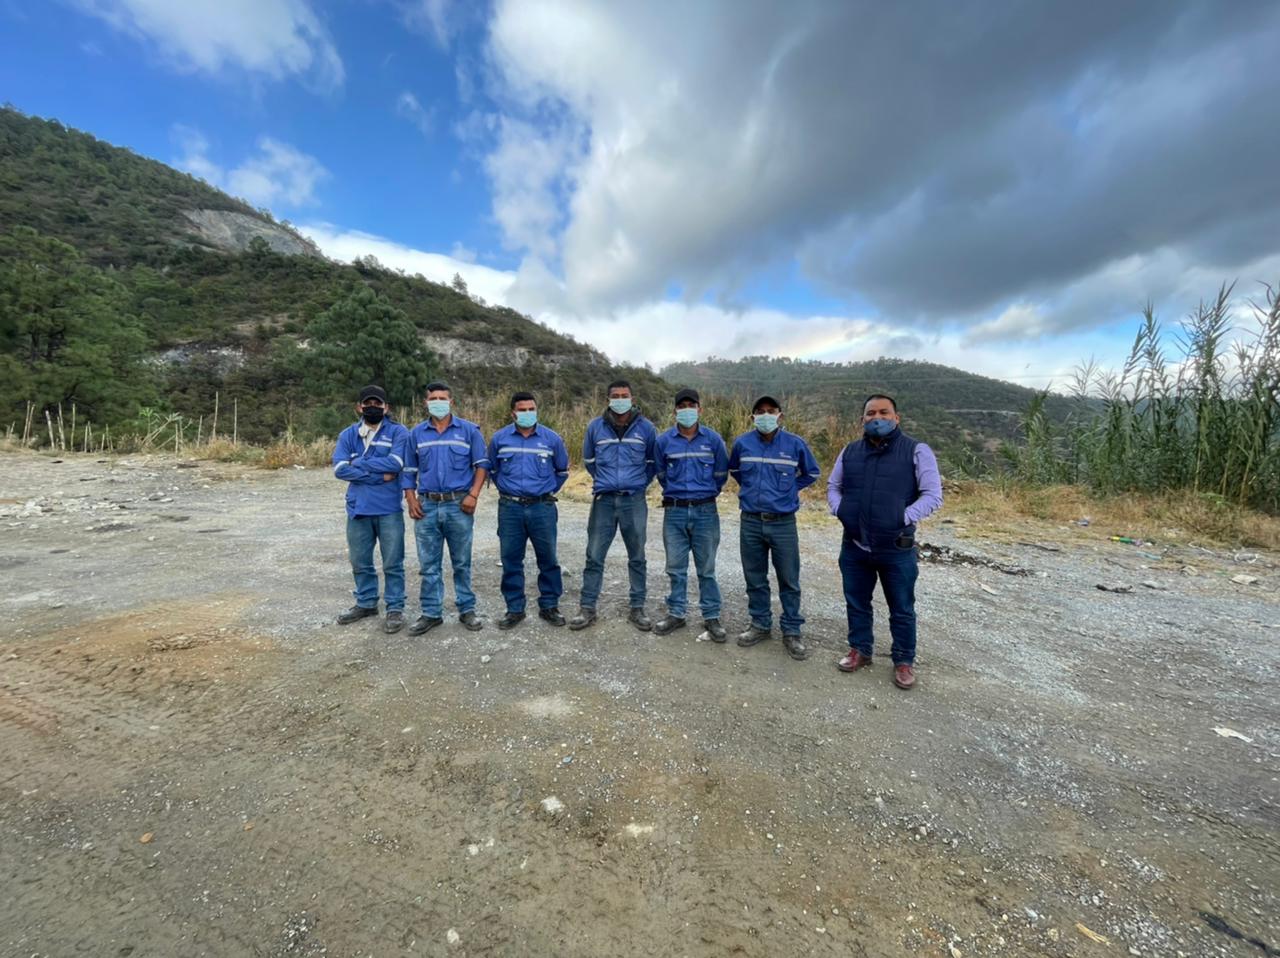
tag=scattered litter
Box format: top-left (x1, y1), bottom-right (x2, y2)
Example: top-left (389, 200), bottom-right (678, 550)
top-left (400, 726), bottom-right (413, 734)
top-left (624, 823), bottom-right (655, 837)
top-left (978, 583), bottom-right (1000, 596)
top-left (1230, 574), bottom-right (1259, 586)
top-left (1212, 727), bottom-right (1253, 744)
top-left (1095, 583), bottom-right (1133, 594)
top-left (696, 630), bottom-right (711, 642)
top-left (139, 832), bottom-right (154, 844)
top-left (446, 928), bottom-right (460, 945)
top-left (539, 796), bottom-right (564, 815)
top-left (480, 654), bottom-right (492, 664)
top-left (1110, 536), bottom-right (1155, 546)
top-left (1075, 922), bottom-right (1110, 944)
top-left (1077, 517), bottom-right (1091, 526)
top-left (243, 822), bottom-right (254, 831)
top-left (1139, 581), bottom-right (1167, 591)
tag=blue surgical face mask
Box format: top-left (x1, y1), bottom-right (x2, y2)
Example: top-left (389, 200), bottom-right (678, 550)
top-left (515, 410), bottom-right (538, 429)
top-left (609, 397), bottom-right (633, 415)
top-left (864, 417), bottom-right (896, 438)
top-left (674, 407), bottom-right (699, 428)
top-left (753, 413), bottom-right (779, 434)
top-left (427, 399), bottom-right (451, 418)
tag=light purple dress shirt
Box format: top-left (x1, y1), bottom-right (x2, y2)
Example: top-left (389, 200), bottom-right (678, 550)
top-left (826, 441), bottom-right (944, 532)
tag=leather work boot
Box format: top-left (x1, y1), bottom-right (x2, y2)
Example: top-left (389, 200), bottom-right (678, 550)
top-left (407, 615), bottom-right (443, 636)
top-left (458, 611), bottom-right (483, 632)
top-left (703, 618), bottom-right (727, 642)
top-left (837, 649), bottom-right (874, 672)
top-left (893, 664), bottom-right (916, 690)
top-left (736, 624), bottom-right (771, 647)
top-left (568, 607), bottom-right (597, 631)
top-left (497, 611), bottom-right (526, 631)
top-left (539, 607), bottom-right (566, 627)
top-left (628, 607), bottom-right (652, 632)
top-left (337, 605), bottom-right (378, 625)
top-left (782, 634), bottom-right (809, 661)
top-left (384, 610), bottom-right (405, 634)
top-left (652, 615), bottom-right (686, 636)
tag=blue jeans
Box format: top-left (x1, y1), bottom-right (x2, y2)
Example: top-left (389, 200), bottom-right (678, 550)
top-left (497, 499), bottom-right (563, 613)
top-left (346, 512), bottom-right (405, 611)
top-left (740, 512), bottom-right (803, 634)
top-left (662, 502), bottom-right (721, 619)
top-left (579, 493), bottom-right (648, 609)
top-left (838, 540), bottom-right (919, 665)
top-left (413, 500), bottom-right (476, 618)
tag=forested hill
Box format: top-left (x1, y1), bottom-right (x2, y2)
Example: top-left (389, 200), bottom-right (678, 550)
top-left (662, 356), bottom-right (1083, 467)
top-left (0, 107), bottom-right (666, 443)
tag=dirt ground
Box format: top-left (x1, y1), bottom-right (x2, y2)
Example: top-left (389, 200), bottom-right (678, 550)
top-left (1, 450), bottom-right (1277, 958)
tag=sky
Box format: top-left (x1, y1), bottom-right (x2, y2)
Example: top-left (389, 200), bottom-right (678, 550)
top-left (3, 0), bottom-right (1279, 389)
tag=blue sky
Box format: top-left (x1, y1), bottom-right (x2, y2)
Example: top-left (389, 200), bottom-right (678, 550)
top-left (3, 1), bottom-right (1278, 387)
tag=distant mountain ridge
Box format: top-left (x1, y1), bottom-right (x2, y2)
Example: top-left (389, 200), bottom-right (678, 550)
top-left (0, 106), bottom-right (668, 439)
top-left (661, 355), bottom-right (1083, 467)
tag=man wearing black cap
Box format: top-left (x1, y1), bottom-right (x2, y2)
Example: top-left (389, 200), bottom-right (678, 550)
top-left (728, 396), bottom-right (822, 659)
top-left (652, 388), bottom-right (730, 638)
top-left (331, 385), bottom-right (412, 633)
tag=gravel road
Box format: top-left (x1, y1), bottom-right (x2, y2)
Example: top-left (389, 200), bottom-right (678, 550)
top-left (1, 450), bottom-right (1276, 958)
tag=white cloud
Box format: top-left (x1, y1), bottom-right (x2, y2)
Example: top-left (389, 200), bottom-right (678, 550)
top-left (395, 91), bottom-right (434, 136)
top-left (173, 128), bottom-right (328, 208)
top-left (476, 0), bottom-right (1280, 337)
top-left (298, 222), bottom-right (1124, 387)
top-left (72, 0), bottom-right (344, 90)
top-left (398, 0), bottom-right (457, 48)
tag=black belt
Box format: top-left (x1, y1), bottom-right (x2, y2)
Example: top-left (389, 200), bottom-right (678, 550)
top-left (662, 496), bottom-right (716, 508)
top-left (421, 489), bottom-right (471, 501)
top-left (500, 493), bottom-right (558, 505)
top-left (594, 490), bottom-right (640, 499)
top-left (742, 511), bottom-right (794, 521)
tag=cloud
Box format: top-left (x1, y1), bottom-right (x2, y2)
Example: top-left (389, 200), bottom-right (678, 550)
top-left (398, 0), bottom-right (457, 48)
top-left (395, 90), bottom-right (434, 136)
top-left (477, 0), bottom-right (1280, 337)
top-left (173, 127), bottom-right (329, 207)
top-left (299, 221), bottom-right (1124, 387)
top-left (72, 0), bottom-right (344, 90)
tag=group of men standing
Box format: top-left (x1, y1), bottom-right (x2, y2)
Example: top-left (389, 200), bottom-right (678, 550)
top-left (332, 380), bottom-right (942, 690)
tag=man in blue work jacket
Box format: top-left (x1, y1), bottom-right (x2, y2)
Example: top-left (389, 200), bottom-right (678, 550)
top-left (487, 391), bottom-right (571, 630)
top-left (652, 388), bottom-right (730, 638)
top-left (331, 384), bottom-right (412, 634)
top-left (728, 395), bottom-right (822, 660)
top-left (401, 381), bottom-right (490, 636)
top-left (569, 379), bottom-right (659, 632)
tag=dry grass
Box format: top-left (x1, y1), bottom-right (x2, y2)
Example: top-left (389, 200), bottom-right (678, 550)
top-left (944, 480), bottom-right (1280, 551)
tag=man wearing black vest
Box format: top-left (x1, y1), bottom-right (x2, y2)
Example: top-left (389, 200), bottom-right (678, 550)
top-left (827, 394), bottom-right (943, 689)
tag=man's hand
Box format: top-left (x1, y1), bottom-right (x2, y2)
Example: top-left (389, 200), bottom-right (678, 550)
top-left (461, 493), bottom-right (478, 516)
top-left (405, 492), bottom-right (424, 520)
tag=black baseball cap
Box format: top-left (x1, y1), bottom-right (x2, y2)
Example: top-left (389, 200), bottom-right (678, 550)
top-left (674, 387), bottom-right (700, 406)
top-left (752, 395), bottom-right (782, 413)
top-left (358, 384), bottom-right (387, 403)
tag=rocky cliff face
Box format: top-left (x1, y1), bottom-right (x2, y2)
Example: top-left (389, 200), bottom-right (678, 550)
top-left (182, 210), bottom-right (324, 258)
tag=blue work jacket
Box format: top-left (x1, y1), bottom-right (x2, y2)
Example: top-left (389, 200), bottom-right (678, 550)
top-left (487, 423), bottom-right (570, 497)
top-left (654, 425), bottom-right (729, 499)
top-left (401, 416), bottom-right (489, 494)
top-left (728, 428), bottom-right (822, 514)
top-left (332, 419), bottom-right (411, 518)
top-left (582, 411), bottom-right (657, 494)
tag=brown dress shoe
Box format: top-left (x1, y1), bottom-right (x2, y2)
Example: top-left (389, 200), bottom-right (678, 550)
top-left (836, 649), bottom-right (873, 672)
top-left (893, 664), bottom-right (916, 690)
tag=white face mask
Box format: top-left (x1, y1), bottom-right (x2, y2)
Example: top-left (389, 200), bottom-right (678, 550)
top-left (609, 397), bottom-right (633, 415)
top-left (427, 399), bottom-right (451, 418)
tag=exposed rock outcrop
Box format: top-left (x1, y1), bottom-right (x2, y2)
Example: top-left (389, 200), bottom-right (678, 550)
top-left (182, 210), bottom-right (324, 258)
